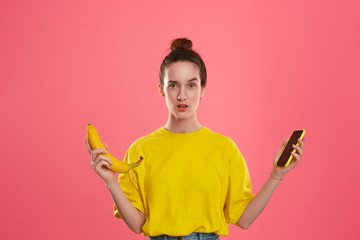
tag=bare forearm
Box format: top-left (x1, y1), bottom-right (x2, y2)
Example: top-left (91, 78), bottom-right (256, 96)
top-left (106, 180), bottom-right (145, 234)
top-left (237, 173), bottom-right (282, 229)
top-left (237, 136), bottom-right (305, 229)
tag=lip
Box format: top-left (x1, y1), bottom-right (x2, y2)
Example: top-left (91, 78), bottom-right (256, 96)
top-left (177, 104), bottom-right (188, 111)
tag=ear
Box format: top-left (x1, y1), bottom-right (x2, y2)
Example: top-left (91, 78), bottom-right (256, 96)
top-left (158, 83), bottom-right (165, 97)
top-left (200, 86), bottom-right (206, 98)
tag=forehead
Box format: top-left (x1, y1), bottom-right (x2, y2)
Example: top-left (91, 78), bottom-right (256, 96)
top-left (164, 61), bottom-right (200, 82)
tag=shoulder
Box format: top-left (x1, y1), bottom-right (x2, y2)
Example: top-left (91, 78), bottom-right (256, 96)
top-left (206, 127), bottom-right (244, 155)
top-left (206, 127), bottom-right (237, 147)
top-left (126, 127), bottom-right (164, 150)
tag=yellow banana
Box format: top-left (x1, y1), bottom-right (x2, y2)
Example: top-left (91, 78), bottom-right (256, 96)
top-left (87, 123), bottom-right (143, 173)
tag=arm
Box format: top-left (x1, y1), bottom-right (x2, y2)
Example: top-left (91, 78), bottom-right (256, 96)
top-left (85, 138), bottom-right (146, 234)
top-left (106, 181), bottom-right (145, 234)
top-left (106, 179), bottom-right (146, 234)
top-left (237, 137), bottom-right (305, 229)
top-left (237, 172), bottom-right (281, 229)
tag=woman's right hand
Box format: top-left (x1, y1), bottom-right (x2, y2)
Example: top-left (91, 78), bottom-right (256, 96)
top-left (85, 136), bottom-right (117, 184)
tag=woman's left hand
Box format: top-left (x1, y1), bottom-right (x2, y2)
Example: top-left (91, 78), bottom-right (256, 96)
top-left (271, 137), bottom-right (305, 179)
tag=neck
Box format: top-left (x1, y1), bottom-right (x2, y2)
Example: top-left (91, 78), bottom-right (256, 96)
top-left (164, 113), bottom-right (203, 133)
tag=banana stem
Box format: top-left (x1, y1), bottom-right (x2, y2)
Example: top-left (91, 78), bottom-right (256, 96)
top-left (137, 156), bottom-right (144, 166)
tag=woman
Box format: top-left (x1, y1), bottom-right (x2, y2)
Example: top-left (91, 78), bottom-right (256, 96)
top-left (85, 38), bottom-right (305, 240)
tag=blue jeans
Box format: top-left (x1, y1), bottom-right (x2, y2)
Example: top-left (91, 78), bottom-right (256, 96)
top-left (148, 232), bottom-right (220, 240)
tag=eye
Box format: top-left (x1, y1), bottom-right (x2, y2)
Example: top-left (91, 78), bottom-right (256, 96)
top-left (168, 84), bottom-right (176, 88)
top-left (188, 83), bottom-right (196, 88)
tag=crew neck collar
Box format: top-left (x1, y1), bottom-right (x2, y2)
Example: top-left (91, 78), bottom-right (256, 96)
top-left (159, 126), bottom-right (209, 137)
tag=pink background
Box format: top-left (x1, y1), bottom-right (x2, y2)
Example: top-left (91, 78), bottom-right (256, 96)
top-left (1, 0), bottom-right (359, 239)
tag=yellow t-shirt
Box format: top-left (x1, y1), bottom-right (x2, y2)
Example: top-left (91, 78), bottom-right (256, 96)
top-left (113, 126), bottom-right (255, 237)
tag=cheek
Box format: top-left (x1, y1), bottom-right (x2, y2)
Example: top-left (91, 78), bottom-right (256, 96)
top-left (189, 90), bottom-right (201, 99)
top-left (164, 91), bottom-right (177, 103)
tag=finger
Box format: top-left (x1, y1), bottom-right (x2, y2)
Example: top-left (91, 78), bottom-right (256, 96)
top-left (91, 148), bottom-right (108, 157)
top-left (91, 148), bottom-right (109, 164)
top-left (103, 143), bottom-right (109, 151)
top-left (92, 155), bottom-right (112, 170)
top-left (96, 154), bottom-right (113, 165)
top-left (288, 157), bottom-right (298, 168)
top-left (291, 151), bottom-right (301, 162)
top-left (292, 143), bottom-right (303, 156)
top-left (275, 143), bottom-right (284, 157)
top-left (85, 137), bottom-right (92, 154)
top-left (101, 160), bottom-right (111, 170)
top-left (94, 159), bottom-right (111, 171)
top-left (287, 154), bottom-right (300, 168)
top-left (283, 138), bottom-right (288, 147)
top-left (299, 138), bottom-right (305, 150)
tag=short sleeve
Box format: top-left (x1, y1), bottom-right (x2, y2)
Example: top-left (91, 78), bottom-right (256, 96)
top-left (224, 139), bottom-right (255, 227)
top-left (114, 145), bottom-right (145, 219)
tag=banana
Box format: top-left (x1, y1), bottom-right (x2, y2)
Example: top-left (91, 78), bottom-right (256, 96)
top-left (87, 123), bottom-right (143, 173)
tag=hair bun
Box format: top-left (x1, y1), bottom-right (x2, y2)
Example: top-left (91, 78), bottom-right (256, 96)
top-left (171, 38), bottom-right (193, 51)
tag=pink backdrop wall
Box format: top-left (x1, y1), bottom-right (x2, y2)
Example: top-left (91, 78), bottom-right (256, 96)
top-left (1, 0), bottom-right (359, 239)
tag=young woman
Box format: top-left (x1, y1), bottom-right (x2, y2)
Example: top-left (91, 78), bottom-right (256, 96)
top-left (85, 38), bottom-right (305, 240)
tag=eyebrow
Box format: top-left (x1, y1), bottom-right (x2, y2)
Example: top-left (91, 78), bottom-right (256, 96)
top-left (168, 78), bottom-right (198, 83)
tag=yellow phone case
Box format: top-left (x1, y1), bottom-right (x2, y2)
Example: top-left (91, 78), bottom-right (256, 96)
top-left (279, 129), bottom-right (306, 167)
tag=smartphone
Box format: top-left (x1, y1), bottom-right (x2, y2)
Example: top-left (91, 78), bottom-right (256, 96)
top-left (277, 130), bottom-right (306, 167)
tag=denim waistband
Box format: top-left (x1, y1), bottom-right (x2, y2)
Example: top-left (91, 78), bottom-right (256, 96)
top-left (148, 232), bottom-right (220, 240)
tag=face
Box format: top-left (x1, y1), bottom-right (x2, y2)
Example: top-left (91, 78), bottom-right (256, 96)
top-left (158, 61), bottom-right (205, 120)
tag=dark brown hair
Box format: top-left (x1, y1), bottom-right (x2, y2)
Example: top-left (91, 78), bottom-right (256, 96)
top-left (159, 38), bottom-right (207, 88)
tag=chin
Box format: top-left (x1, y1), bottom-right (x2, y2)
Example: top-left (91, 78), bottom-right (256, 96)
top-left (169, 111), bottom-right (190, 120)
top-left (173, 114), bottom-right (190, 120)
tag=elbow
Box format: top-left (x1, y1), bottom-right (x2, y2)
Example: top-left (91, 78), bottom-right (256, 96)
top-left (239, 223), bottom-right (251, 230)
top-left (237, 218), bottom-right (252, 230)
top-left (131, 223), bottom-right (144, 235)
top-left (134, 211), bottom-right (146, 234)
top-left (120, 218), bottom-right (143, 234)
top-left (132, 224), bottom-right (143, 234)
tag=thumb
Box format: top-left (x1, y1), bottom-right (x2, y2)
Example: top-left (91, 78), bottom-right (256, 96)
top-left (273, 138), bottom-right (289, 166)
top-left (103, 143), bottom-right (109, 151)
top-left (282, 138), bottom-right (288, 147)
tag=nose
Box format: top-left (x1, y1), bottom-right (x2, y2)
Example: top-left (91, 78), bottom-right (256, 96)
top-left (177, 87), bottom-right (187, 101)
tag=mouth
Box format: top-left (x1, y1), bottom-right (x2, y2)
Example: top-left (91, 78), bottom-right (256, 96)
top-left (177, 104), bottom-right (188, 108)
top-left (177, 104), bottom-right (188, 111)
